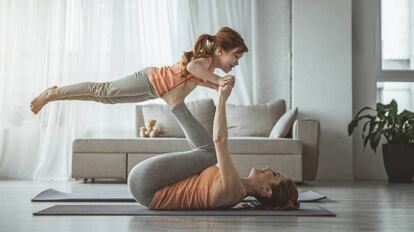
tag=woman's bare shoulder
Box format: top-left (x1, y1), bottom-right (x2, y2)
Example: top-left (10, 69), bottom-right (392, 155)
top-left (210, 179), bottom-right (245, 208)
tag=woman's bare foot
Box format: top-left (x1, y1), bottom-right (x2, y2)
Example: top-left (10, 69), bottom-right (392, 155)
top-left (162, 79), bottom-right (199, 108)
top-left (30, 86), bottom-right (58, 114)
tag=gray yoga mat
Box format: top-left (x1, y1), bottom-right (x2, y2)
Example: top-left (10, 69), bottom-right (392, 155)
top-left (33, 204), bottom-right (335, 216)
top-left (32, 189), bottom-right (326, 202)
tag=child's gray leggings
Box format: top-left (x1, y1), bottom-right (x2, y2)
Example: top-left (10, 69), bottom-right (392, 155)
top-left (127, 102), bottom-right (218, 207)
top-left (55, 68), bottom-right (158, 103)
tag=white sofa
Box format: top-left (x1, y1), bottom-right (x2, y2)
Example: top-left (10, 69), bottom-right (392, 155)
top-left (72, 99), bottom-right (320, 182)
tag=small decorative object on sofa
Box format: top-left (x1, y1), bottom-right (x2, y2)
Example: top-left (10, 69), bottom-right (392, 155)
top-left (348, 99), bottom-right (414, 183)
top-left (139, 120), bottom-right (161, 138)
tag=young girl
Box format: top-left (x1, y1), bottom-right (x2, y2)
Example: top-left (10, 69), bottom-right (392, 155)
top-left (128, 80), bottom-right (300, 210)
top-left (30, 27), bottom-right (248, 114)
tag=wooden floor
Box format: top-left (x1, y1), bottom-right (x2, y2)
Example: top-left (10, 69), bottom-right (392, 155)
top-left (0, 180), bottom-right (413, 232)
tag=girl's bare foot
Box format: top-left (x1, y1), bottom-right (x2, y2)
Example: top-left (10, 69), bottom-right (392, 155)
top-left (30, 86), bottom-right (58, 114)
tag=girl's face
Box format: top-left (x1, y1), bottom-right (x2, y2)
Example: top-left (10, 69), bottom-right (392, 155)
top-left (215, 47), bottom-right (244, 73)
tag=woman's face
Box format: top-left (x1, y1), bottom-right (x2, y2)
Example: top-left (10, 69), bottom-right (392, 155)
top-left (215, 47), bottom-right (244, 73)
top-left (249, 166), bottom-right (288, 186)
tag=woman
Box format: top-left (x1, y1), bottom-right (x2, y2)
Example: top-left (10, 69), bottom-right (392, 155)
top-left (128, 79), bottom-right (300, 210)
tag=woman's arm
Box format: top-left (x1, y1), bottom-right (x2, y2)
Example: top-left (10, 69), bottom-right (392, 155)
top-left (213, 85), bottom-right (241, 196)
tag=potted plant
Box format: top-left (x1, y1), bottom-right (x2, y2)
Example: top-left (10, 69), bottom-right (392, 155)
top-left (348, 99), bottom-right (414, 183)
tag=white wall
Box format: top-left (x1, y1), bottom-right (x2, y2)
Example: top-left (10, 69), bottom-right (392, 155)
top-left (292, 0), bottom-right (353, 180)
top-left (352, 0), bottom-right (388, 180)
top-left (255, 0), bottom-right (291, 106)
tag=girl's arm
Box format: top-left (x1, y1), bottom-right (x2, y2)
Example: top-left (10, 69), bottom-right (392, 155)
top-left (197, 80), bottom-right (219, 91)
top-left (187, 58), bottom-right (221, 85)
top-left (213, 85), bottom-right (242, 198)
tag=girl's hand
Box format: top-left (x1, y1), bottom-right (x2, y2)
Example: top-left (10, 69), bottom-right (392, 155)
top-left (218, 83), bottom-right (233, 102)
top-left (223, 75), bottom-right (235, 87)
top-left (218, 75), bottom-right (235, 87)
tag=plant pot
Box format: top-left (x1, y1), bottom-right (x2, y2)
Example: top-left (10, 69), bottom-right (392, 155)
top-left (382, 144), bottom-right (414, 183)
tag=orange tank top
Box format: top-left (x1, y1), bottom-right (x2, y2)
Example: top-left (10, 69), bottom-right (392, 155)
top-left (149, 166), bottom-right (221, 210)
top-left (147, 58), bottom-right (212, 97)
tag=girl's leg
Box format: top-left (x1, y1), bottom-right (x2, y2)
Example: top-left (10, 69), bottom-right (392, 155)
top-left (128, 102), bottom-right (217, 207)
top-left (30, 70), bottom-right (157, 114)
top-left (55, 71), bottom-right (157, 103)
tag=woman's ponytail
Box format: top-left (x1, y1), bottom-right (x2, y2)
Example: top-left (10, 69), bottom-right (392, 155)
top-left (242, 178), bottom-right (300, 211)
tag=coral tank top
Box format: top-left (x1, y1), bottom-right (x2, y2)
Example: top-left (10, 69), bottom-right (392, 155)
top-left (147, 58), bottom-right (212, 97)
top-left (149, 166), bottom-right (221, 210)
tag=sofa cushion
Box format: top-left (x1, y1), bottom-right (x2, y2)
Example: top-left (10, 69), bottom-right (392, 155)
top-left (138, 99), bottom-right (215, 137)
top-left (269, 107), bottom-right (298, 138)
top-left (73, 137), bottom-right (302, 154)
top-left (226, 100), bottom-right (286, 137)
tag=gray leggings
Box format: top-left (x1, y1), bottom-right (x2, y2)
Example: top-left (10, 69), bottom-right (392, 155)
top-left (55, 68), bottom-right (158, 103)
top-left (127, 102), bottom-right (217, 207)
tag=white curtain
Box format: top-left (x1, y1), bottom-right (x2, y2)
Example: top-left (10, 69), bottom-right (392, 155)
top-left (0, 0), bottom-right (290, 180)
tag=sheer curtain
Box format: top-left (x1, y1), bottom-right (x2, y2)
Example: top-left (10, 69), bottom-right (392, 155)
top-left (0, 0), bottom-right (290, 180)
top-left (175, 0), bottom-right (255, 104)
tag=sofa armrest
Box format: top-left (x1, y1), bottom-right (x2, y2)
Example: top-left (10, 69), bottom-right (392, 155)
top-left (292, 119), bottom-right (320, 180)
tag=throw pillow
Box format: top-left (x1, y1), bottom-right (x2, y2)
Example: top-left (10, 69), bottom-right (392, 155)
top-left (140, 99), bottom-right (215, 137)
top-left (269, 107), bottom-right (298, 138)
top-left (226, 100), bottom-right (286, 137)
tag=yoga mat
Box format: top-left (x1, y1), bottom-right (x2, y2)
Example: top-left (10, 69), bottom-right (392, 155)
top-left (33, 204), bottom-right (335, 216)
top-left (32, 189), bottom-right (326, 202)
top-left (32, 189), bottom-right (133, 202)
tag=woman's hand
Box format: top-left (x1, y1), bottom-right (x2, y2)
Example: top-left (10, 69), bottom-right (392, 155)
top-left (218, 83), bottom-right (233, 102)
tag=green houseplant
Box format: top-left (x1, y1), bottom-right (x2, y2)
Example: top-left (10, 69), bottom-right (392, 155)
top-left (348, 99), bottom-right (414, 183)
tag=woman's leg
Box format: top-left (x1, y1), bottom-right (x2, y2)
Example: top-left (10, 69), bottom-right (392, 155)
top-left (30, 70), bottom-right (158, 114)
top-left (128, 102), bottom-right (217, 207)
top-left (170, 102), bottom-right (214, 149)
top-left (128, 148), bottom-right (217, 207)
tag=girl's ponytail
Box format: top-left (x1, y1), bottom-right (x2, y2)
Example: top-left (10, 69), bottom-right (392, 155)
top-left (180, 34), bottom-right (215, 78)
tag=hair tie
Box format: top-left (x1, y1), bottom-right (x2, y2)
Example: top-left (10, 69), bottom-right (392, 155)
top-left (205, 35), bottom-right (215, 52)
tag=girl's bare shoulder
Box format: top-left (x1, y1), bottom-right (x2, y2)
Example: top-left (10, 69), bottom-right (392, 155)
top-left (191, 57), bottom-right (211, 68)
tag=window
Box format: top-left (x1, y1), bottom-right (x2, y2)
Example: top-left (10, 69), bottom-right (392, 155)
top-left (381, 0), bottom-right (412, 70)
top-left (378, 0), bottom-right (414, 82)
top-left (377, 82), bottom-right (414, 111)
top-left (377, 0), bottom-right (414, 103)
